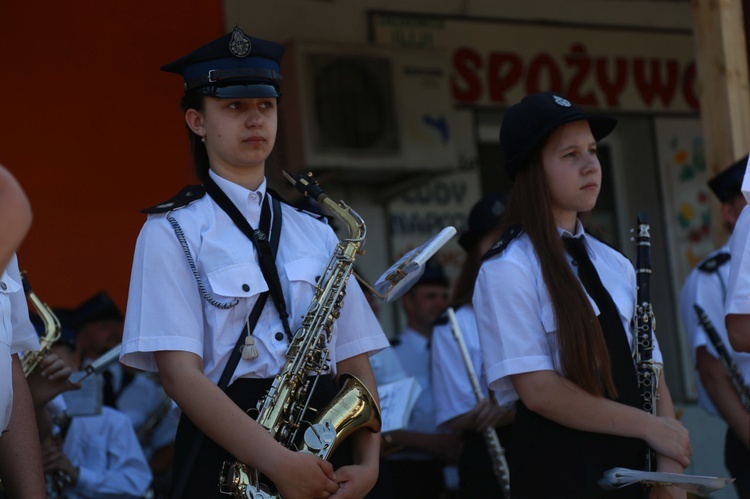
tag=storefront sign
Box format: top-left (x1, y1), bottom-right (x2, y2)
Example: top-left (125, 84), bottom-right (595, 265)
top-left (371, 12), bottom-right (697, 113)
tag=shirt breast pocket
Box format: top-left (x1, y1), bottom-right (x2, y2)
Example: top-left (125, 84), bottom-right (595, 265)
top-left (206, 263), bottom-right (268, 301)
top-left (284, 258), bottom-right (326, 318)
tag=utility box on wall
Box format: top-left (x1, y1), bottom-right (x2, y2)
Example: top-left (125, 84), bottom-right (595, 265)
top-left (280, 40), bottom-right (461, 182)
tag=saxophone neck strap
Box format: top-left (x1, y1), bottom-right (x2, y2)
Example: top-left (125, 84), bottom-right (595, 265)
top-left (204, 176), bottom-right (293, 343)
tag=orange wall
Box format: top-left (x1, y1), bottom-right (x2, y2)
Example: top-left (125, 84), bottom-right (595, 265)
top-left (0, 3), bottom-right (225, 312)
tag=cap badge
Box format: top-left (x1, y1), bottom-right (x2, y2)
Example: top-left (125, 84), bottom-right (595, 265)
top-left (229, 27), bottom-right (252, 58)
top-left (553, 95), bottom-right (571, 107)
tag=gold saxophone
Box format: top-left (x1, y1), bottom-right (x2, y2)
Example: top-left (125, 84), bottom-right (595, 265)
top-left (19, 273), bottom-right (72, 497)
top-left (20, 272), bottom-right (61, 377)
top-left (218, 171), bottom-right (381, 498)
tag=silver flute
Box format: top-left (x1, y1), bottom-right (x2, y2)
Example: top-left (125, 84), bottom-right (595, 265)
top-left (446, 307), bottom-right (511, 499)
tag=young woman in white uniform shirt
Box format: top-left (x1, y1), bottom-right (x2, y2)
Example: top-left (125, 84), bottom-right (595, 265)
top-left (473, 92), bottom-right (691, 498)
top-left (119, 28), bottom-right (387, 499)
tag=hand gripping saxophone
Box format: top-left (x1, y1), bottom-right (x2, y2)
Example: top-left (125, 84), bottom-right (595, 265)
top-left (219, 171), bottom-right (382, 498)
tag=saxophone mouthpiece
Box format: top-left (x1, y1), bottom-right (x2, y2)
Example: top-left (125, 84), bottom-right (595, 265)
top-left (283, 170), bottom-right (325, 202)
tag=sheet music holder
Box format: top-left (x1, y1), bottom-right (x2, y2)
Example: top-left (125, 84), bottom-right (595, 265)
top-left (373, 226), bottom-right (457, 303)
top-left (599, 467), bottom-right (734, 497)
top-left (62, 371), bottom-right (103, 417)
top-left (377, 376), bottom-right (422, 433)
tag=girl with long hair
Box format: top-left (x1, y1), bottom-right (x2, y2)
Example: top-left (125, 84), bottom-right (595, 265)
top-left (473, 92), bottom-right (691, 498)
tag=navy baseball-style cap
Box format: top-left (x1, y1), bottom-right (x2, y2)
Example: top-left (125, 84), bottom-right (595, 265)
top-left (161, 26), bottom-right (285, 99)
top-left (708, 154), bottom-right (748, 203)
top-left (71, 291), bottom-right (123, 332)
top-left (458, 193), bottom-right (508, 251)
top-left (499, 92), bottom-right (617, 180)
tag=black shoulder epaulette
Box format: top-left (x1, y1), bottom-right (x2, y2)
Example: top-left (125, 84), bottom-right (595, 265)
top-left (698, 252), bottom-right (731, 273)
top-left (482, 224), bottom-right (523, 261)
top-left (141, 185), bottom-right (206, 214)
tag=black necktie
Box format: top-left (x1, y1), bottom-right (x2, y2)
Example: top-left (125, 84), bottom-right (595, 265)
top-left (563, 236), bottom-right (640, 404)
top-left (101, 369), bottom-right (117, 408)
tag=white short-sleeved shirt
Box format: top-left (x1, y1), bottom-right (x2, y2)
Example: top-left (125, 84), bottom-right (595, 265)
top-left (727, 205), bottom-right (750, 316)
top-left (680, 244), bottom-right (750, 416)
top-left (431, 304), bottom-right (489, 429)
top-left (389, 327), bottom-right (443, 460)
top-left (63, 406), bottom-right (153, 498)
top-left (0, 254), bottom-right (39, 431)
top-left (473, 223), bottom-right (663, 405)
top-left (120, 172), bottom-right (388, 385)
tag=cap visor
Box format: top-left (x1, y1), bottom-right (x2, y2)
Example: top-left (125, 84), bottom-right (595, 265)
top-left (587, 115), bottom-right (617, 142)
top-left (211, 84), bottom-right (280, 99)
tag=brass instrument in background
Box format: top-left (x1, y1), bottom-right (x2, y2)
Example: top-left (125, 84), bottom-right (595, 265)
top-left (445, 307), bottom-right (511, 499)
top-left (19, 273), bottom-right (72, 497)
top-left (218, 172), bottom-right (381, 498)
top-left (20, 272), bottom-right (61, 377)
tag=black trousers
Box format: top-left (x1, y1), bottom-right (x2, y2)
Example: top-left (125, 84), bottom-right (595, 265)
top-left (377, 458), bottom-right (447, 499)
top-left (457, 426), bottom-right (512, 498)
top-left (508, 402), bottom-right (647, 499)
top-left (172, 376), bottom-right (352, 499)
top-left (725, 427), bottom-right (750, 498)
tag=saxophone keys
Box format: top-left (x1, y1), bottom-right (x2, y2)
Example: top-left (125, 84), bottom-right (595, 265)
top-left (303, 421), bottom-right (336, 456)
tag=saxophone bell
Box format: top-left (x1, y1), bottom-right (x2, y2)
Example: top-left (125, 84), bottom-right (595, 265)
top-left (299, 374), bottom-right (381, 458)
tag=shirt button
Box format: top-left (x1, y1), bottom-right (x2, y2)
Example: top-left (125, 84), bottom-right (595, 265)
top-left (275, 332), bottom-right (284, 341)
top-left (0, 282), bottom-right (6, 290)
top-left (242, 283), bottom-right (250, 292)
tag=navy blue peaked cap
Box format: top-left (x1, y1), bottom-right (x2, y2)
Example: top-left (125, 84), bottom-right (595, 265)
top-left (708, 154), bottom-right (748, 203)
top-left (161, 26), bottom-right (285, 99)
top-left (500, 92), bottom-right (617, 180)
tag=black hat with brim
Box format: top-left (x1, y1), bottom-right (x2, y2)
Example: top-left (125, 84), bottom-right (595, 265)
top-left (500, 92), bottom-right (617, 180)
top-left (161, 26), bottom-right (285, 99)
top-left (708, 154), bottom-right (748, 203)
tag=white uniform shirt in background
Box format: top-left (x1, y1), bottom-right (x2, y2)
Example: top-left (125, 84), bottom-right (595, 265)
top-left (63, 406), bottom-right (153, 498)
top-left (681, 243), bottom-right (750, 417)
top-left (431, 304), bottom-right (488, 429)
top-left (0, 254), bottom-right (38, 431)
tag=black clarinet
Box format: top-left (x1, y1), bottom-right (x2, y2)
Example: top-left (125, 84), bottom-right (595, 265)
top-left (694, 304), bottom-right (750, 411)
top-left (633, 212), bottom-right (660, 472)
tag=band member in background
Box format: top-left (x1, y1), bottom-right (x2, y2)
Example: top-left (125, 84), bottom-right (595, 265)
top-left (119, 27), bottom-right (387, 499)
top-left (679, 155), bottom-right (750, 497)
top-left (385, 259), bottom-right (463, 499)
top-left (473, 92), bottom-right (690, 498)
top-left (28, 321), bottom-right (152, 498)
top-left (431, 193), bottom-right (514, 498)
top-left (0, 164), bottom-right (44, 498)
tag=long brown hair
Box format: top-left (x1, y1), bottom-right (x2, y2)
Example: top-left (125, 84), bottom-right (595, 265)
top-left (502, 151), bottom-right (617, 398)
top-left (452, 226), bottom-right (503, 307)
